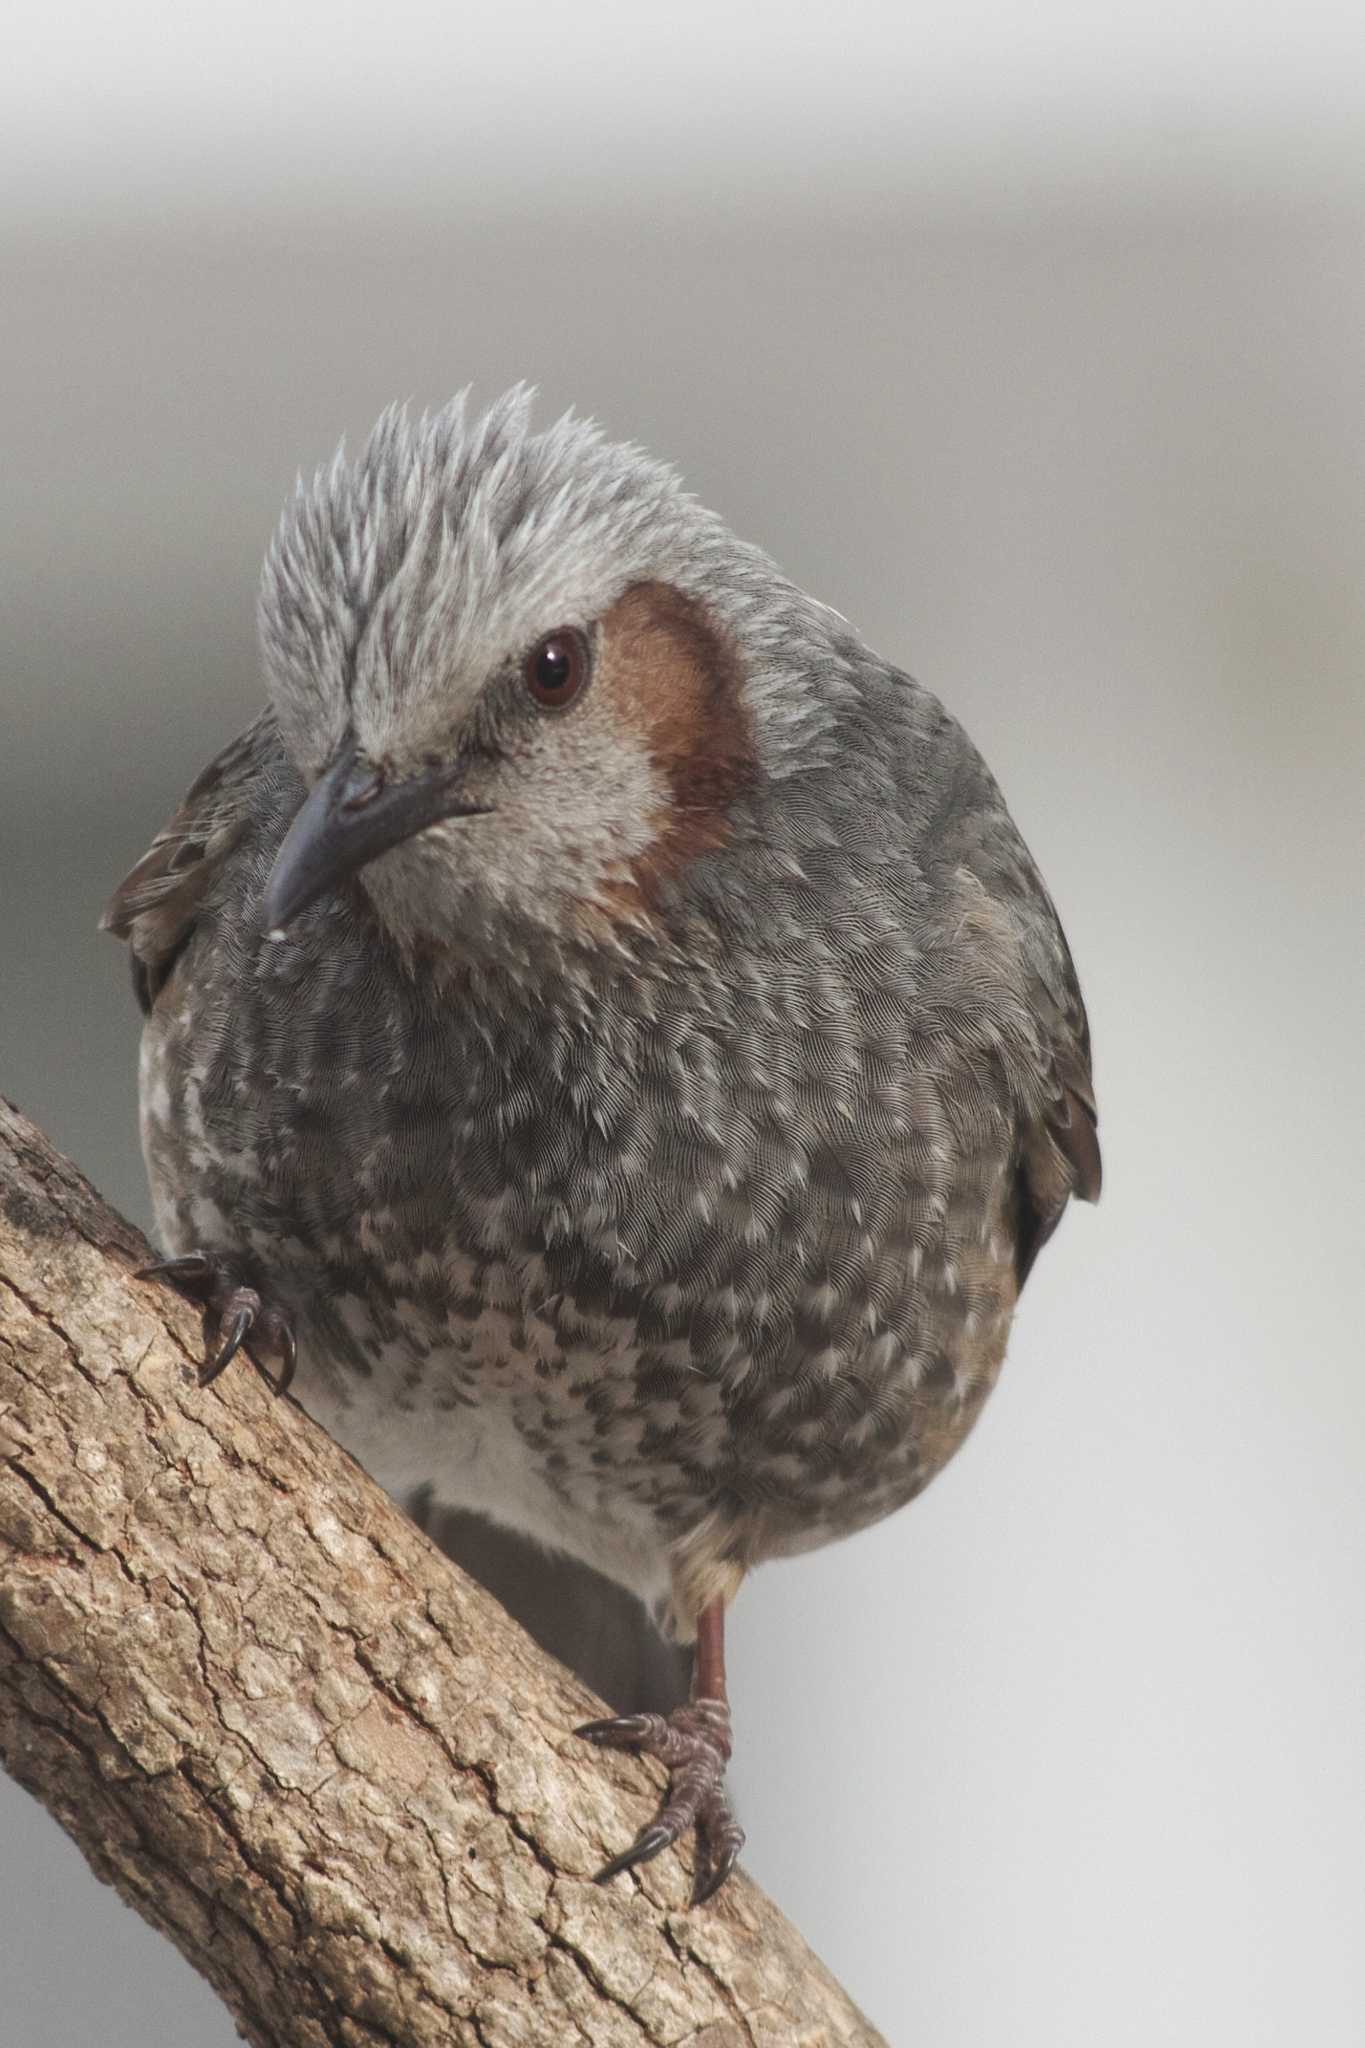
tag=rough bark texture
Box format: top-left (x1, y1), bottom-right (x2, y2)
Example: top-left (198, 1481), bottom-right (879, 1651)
top-left (0, 1099), bottom-right (887, 2048)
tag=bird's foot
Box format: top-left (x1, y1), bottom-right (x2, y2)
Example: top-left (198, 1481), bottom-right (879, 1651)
top-left (576, 1696), bottom-right (745, 1904)
top-left (137, 1249), bottom-right (297, 1395)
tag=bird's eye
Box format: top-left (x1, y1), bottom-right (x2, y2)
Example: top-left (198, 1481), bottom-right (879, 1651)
top-left (524, 630), bottom-right (588, 710)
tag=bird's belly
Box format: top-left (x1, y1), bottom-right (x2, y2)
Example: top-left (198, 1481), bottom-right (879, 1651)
top-left (290, 1335), bottom-right (673, 1609)
top-left (141, 1002), bottom-right (1023, 1599)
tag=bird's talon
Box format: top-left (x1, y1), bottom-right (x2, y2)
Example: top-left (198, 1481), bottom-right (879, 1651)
top-left (594, 1821), bottom-right (679, 1884)
top-left (140, 1249), bottom-right (297, 1394)
top-left (574, 1713), bottom-right (655, 1746)
top-left (137, 1251), bottom-right (215, 1286)
top-left (271, 1317), bottom-right (298, 1396)
top-left (201, 1299), bottom-right (256, 1384)
top-left (580, 1696), bottom-right (741, 1902)
top-left (691, 1803), bottom-right (745, 1904)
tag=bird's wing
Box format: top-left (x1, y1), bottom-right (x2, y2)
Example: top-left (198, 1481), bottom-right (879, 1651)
top-left (1013, 915), bottom-right (1101, 1287)
top-left (101, 711), bottom-right (280, 1013)
top-left (925, 705), bottom-right (1102, 1289)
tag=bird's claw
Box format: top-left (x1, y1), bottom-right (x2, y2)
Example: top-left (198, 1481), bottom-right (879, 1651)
top-left (138, 1248), bottom-right (297, 1395)
top-left (201, 1295), bottom-right (258, 1384)
top-left (137, 1252), bottom-right (217, 1286)
top-left (593, 1820), bottom-right (678, 1885)
top-left (576, 1713), bottom-right (655, 1746)
top-left (576, 1697), bottom-right (744, 1904)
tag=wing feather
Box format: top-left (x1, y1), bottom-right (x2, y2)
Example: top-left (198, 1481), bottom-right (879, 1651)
top-left (1013, 927), bottom-right (1101, 1287)
top-left (101, 712), bottom-right (279, 1012)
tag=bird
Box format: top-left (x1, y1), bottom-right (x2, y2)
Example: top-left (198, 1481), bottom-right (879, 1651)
top-left (102, 388), bottom-right (1100, 1904)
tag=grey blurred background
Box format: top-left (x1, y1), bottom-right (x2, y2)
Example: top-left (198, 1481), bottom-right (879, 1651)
top-left (3, 5), bottom-right (1364, 2044)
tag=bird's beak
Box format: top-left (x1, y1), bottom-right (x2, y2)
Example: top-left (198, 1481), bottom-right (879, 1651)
top-left (262, 738), bottom-right (491, 937)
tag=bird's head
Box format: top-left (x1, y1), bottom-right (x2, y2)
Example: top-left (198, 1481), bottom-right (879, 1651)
top-left (258, 389), bottom-right (851, 967)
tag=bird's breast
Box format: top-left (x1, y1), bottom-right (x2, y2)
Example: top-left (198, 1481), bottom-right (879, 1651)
top-left (139, 907), bottom-right (1024, 1580)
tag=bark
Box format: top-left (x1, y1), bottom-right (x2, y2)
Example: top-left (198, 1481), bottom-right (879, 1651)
top-left (0, 1099), bottom-right (887, 2048)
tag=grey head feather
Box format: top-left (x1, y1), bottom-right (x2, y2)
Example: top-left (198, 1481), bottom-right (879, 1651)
top-left (258, 387), bottom-right (856, 791)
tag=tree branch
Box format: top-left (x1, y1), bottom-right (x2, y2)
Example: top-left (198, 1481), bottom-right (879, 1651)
top-left (0, 1098), bottom-right (886, 2047)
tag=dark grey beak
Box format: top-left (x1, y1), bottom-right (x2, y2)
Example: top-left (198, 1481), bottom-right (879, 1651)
top-left (263, 739), bottom-right (491, 937)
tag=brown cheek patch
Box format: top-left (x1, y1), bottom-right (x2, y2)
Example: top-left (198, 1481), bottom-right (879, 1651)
top-left (593, 581), bottom-right (756, 918)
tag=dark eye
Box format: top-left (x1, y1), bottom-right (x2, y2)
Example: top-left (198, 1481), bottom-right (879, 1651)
top-left (525, 629), bottom-right (588, 710)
